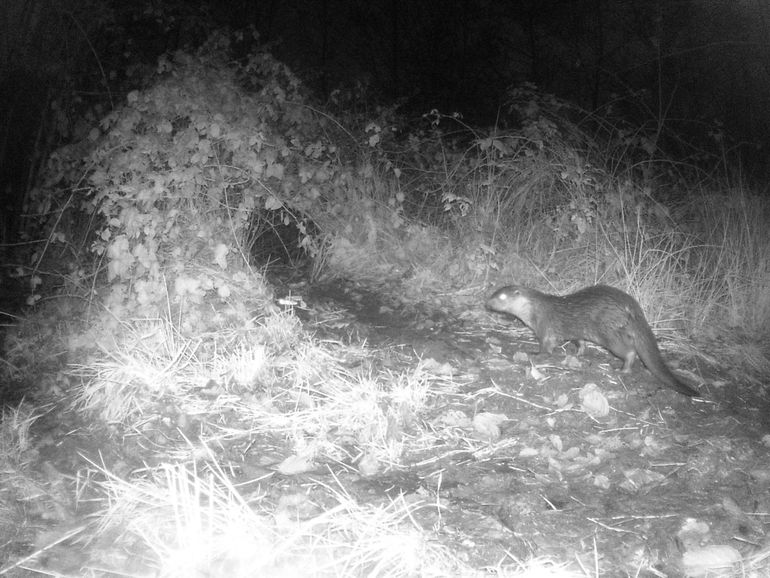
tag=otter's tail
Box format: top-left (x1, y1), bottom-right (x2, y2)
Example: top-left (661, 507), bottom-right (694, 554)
top-left (635, 323), bottom-right (700, 397)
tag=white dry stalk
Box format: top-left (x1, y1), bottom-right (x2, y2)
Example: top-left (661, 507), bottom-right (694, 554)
top-left (387, 360), bottom-right (460, 411)
top-left (0, 402), bottom-right (39, 465)
top-left (96, 460), bottom-right (274, 577)
top-left (70, 318), bottom-right (201, 422)
top-left (243, 366), bottom-right (390, 457)
top-left (258, 309), bottom-right (305, 348)
top-left (94, 457), bottom-right (466, 578)
top-left (236, 356), bottom-right (464, 467)
top-left (211, 341), bottom-right (270, 389)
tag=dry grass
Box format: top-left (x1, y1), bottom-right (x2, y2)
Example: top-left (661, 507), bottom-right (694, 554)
top-left (5, 119), bottom-right (770, 578)
top-left (679, 186), bottom-right (770, 337)
top-left (83, 452), bottom-right (597, 578)
top-left (91, 456), bottom-right (466, 578)
top-left (49, 297), bottom-right (603, 576)
top-left (0, 403), bottom-right (39, 466)
top-left (69, 317), bottom-right (199, 422)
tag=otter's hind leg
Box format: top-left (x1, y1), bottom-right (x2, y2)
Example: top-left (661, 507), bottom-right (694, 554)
top-left (608, 321), bottom-right (638, 373)
top-left (619, 349), bottom-right (637, 373)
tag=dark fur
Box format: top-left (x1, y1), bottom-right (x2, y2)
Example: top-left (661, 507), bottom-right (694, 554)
top-left (487, 284), bottom-right (699, 397)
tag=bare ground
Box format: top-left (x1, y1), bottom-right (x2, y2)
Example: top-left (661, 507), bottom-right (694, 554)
top-left (301, 278), bottom-right (770, 575)
top-left (1, 276), bottom-right (769, 576)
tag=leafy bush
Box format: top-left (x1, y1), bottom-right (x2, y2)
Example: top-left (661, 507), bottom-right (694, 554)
top-left (30, 32), bottom-right (345, 312)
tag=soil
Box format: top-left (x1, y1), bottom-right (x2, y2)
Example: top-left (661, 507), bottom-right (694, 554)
top-left (297, 277), bottom-right (770, 574)
top-left (2, 274), bottom-right (769, 576)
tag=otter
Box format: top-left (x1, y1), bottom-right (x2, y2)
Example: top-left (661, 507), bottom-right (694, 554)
top-left (487, 284), bottom-right (699, 397)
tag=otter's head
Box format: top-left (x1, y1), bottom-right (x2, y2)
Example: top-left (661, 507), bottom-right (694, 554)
top-left (487, 286), bottom-right (534, 325)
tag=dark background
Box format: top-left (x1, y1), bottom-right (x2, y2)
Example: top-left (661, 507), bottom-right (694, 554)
top-left (2, 0), bottom-right (769, 240)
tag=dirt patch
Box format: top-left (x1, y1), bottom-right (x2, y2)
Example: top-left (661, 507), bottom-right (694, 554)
top-left (297, 278), bottom-right (770, 574)
top-left (1, 276), bottom-right (768, 576)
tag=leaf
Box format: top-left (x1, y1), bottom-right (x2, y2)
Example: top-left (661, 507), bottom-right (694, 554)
top-left (579, 383), bottom-right (609, 418)
top-left (473, 412), bottom-right (507, 440)
top-left (357, 452), bottom-right (381, 476)
top-left (682, 545), bottom-right (742, 576)
top-left (620, 468), bottom-right (665, 492)
top-left (276, 454), bottom-right (316, 475)
top-left (107, 235), bottom-right (133, 280)
top-left (593, 474), bottom-right (611, 489)
top-left (264, 195), bottom-right (283, 210)
top-left (213, 243), bottom-right (229, 269)
top-left (265, 161), bottom-right (285, 180)
top-left (529, 363), bottom-right (546, 380)
top-left (554, 393), bottom-right (570, 408)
